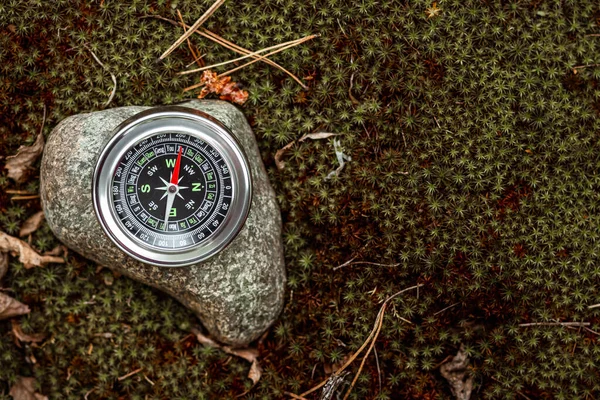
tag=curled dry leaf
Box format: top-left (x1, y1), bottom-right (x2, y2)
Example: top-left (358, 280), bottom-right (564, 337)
top-left (440, 344), bottom-right (473, 400)
top-left (12, 320), bottom-right (45, 346)
top-left (298, 132), bottom-right (339, 142)
top-left (197, 70), bottom-right (248, 105)
top-left (274, 132), bottom-right (340, 170)
top-left (192, 328), bottom-right (262, 385)
top-left (5, 132), bottom-right (45, 183)
top-left (19, 211), bottom-right (45, 237)
top-left (0, 252), bottom-right (8, 281)
top-left (0, 292), bottom-right (30, 320)
top-left (0, 231), bottom-right (64, 269)
top-left (9, 376), bottom-right (48, 400)
top-left (43, 245), bottom-right (67, 257)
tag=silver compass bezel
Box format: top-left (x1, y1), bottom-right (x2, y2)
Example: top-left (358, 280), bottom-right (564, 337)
top-left (92, 106), bottom-right (252, 267)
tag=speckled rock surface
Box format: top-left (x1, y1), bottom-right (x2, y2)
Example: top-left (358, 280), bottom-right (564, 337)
top-left (40, 100), bottom-right (285, 346)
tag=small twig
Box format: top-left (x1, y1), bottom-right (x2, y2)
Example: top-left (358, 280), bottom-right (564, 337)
top-left (142, 15), bottom-right (306, 88)
top-left (588, 303), bottom-right (600, 309)
top-left (11, 195), bottom-right (40, 201)
top-left (332, 257), bottom-right (357, 270)
top-left (573, 64), bottom-right (600, 70)
top-left (86, 46), bottom-right (117, 107)
top-left (343, 305), bottom-right (386, 400)
top-left (179, 34), bottom-right (316, 76)
top-left (373, 346), bottom-right (382, 394)
top-left (144, 374), bottom-right (155, 386)
top-left (585, 34), bottom-right (600, 37)
top-left (183, 35), bottom-right (316, 92)
top-left (285, 392), bottom-right (308, 400)
top-left (584, 327), bottom-right (600, 336)
top-left (5, 190), bottom-right (36, 195)
top-left (333, 258), bottom-right (400, 271)
top-left (158, 0), bottom-right (226, 61)
top-left (84, 388), bottom-right (95, 400)
top-left (519, 322), bottom-right (590, 327)
top-left (218, 34), bottom-right (318, 78)
top-left (434, 302), bottom-right (460, 316)
top-left (118, 367), bottom-right (143, 381)
top-left (296, 284), bottom-right (423, 399)
top-left (185, 53), bottom-right (206, 68)
top-left (200, 29), bottom-right (307, 89)
top-left (177, 10), bottom-right (204, 69)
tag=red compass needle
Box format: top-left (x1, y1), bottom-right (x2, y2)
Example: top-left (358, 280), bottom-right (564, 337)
top-left (170, 146), bottom-right (183, 185)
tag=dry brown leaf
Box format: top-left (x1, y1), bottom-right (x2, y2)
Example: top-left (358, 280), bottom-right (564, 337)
top-left (0, 292), bottom-right (30, 320)
top-left (43, 245), bottom-right (67, 257)
top-left (440, 344), bottom-right (473, 400)
top-left (5, 132), bottom-right (45, 183)
top-left (0, 252), bottom-right (8, 281)
top-left (19, 211), bottom-right (45, 237)
top-left (11, 320), bottom-right (45, 346)
top-left (275, 132), bottom-right (341, 170)
top-left (247, 359), bottom-right (262, 385)
top-left (298, 132), bottom-right (339, 142)
top-left (192, 328), bottom-right (262, 385)
top-left (0, 231), bottom-right (64, 269)
top-left (274, 141), bottom-right (296, 170)
top-left (8, 376), bottom-right (48, 400)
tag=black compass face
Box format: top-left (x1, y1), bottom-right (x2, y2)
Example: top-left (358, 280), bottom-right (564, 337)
top-left (111, 133), bottom-right (233, 250)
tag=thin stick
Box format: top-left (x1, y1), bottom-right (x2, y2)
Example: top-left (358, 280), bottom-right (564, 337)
top-left (518, 322), bottom-right (590, 327)
top-left (177, 10), bottom-right (203, 69)
top-left (573, 64), bottom-right (600, 70)
top-left (297, 284), bottom-right (423, 399)
top-left (141, 15), bottom-right (306, 89)
top-left (201, 29), bottom-right (307, 89)
top-left (284, 392), bottom-right (308, 400)
top-left (343, 304), bottom-right (386, 400)
top-left (299, 305), bottom-right (386, 398)
top-left (86, 46), bottom-right (117, 107)
top-left (186, 53), bottom-right (206, 68)
top-left (588, 303), bottom-right (600, 309)
top-left (144, 374), bottom-right (155, 386)
top-left (5, 190), bottom-right (36, 195)
top-left (218, 35), bottom-right (317, 77)
top-left (118, 367), bottom-right (143, 381)
top-left (373, 345), bottom-right (382, 393)
top-left (333, 257), bottom-right (357, 270)
top-left (179, 34), bottom-right (315, 76)
top-left (158, 0), bottom-right (226, 61)
top-left (333, 260), bottom-right (400, 271)
top-left (434, 302), bottom-right (460, 316)
top-left (11, 195), bottom-right (40, 201)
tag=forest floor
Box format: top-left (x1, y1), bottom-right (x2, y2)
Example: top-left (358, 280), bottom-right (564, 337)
top-left (2, 1), bottom-right (600, 399)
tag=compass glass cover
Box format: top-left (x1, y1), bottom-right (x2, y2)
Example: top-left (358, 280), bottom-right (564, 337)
top-left (111, 132), bottom-right (233, 251)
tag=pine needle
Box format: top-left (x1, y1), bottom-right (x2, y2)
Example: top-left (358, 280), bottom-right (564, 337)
top-left (178, 34), bottom-right (317, 76)
top-left (158, 0), bottom-right (226, 61)
top-left (218, 34), bottom-right (317, 77)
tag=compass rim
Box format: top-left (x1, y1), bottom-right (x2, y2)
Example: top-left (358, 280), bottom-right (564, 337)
top-left (92, 106), bottom-right (252, 267)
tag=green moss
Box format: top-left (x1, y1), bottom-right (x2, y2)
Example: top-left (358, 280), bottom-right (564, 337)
top-left (2, 0), bottom-right (600, 398)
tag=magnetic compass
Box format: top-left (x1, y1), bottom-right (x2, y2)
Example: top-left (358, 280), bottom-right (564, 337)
top-left (92, 106), bottom-right (252, 267)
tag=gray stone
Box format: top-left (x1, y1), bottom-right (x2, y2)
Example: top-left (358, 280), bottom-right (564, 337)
top-left (40, 100), bottom-right (285, 346)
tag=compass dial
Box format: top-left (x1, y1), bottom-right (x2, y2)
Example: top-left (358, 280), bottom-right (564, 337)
top-left (112, 133), bottom-right (232, 250)
top-left (93, 106), bottom-right (252, 267)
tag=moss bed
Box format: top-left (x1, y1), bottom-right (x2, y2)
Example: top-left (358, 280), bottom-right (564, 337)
top-left (2, 0), bottom-right (600, 398)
